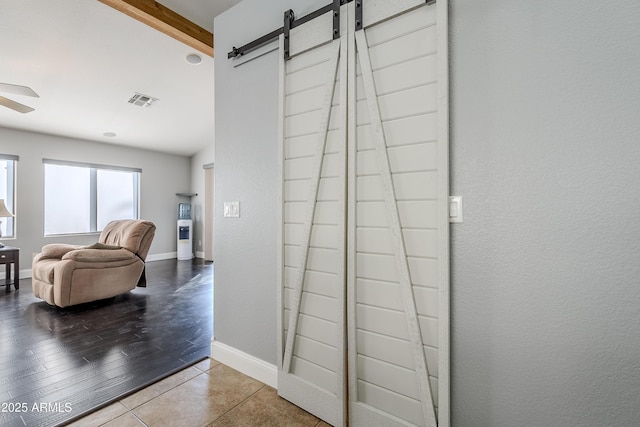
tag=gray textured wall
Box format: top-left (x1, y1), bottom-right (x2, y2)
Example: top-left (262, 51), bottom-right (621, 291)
top-left (213, 0), bottom-right (322, 364)
top-left (0, 127), bottom-right (191, 268)
top-left (214, 0), bottom-right (640, 424)
top-left (450, 0), bottom-right (640, 425)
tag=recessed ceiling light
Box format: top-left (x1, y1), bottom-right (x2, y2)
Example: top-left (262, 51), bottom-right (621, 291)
top-left (186, 53), bottom-right (202, 65)
top-left (103, 132), bottom-right (117, 137)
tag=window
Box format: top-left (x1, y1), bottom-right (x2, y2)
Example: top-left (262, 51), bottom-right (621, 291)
top-left (0, 154), bottom-right (17, 238)
top-left (44, 160), bottom-right (140, 236)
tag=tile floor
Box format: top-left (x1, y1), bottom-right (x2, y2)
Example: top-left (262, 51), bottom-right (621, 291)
top-left (68, 358), bottom-right (329, 427)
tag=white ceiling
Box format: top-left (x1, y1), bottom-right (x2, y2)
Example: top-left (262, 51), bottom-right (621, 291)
top-left (0, 0), bottom-right (242, 157)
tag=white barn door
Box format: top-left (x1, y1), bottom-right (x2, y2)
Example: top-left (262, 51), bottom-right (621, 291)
top-left (277, 5), bottom-right (348, 427)
top-left (278, 2), bottom-right (448, 426)
top-left (347, 1), bottom-right (449, 426)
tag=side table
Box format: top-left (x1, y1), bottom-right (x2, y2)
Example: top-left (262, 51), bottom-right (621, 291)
top-left (0, 246), bottom-right (19, 290)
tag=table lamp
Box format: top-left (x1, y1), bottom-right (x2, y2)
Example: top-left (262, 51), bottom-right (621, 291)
top-left (0, 199), bottom-right (14, 248)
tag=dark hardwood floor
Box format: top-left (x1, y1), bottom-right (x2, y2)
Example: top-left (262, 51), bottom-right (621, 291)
top-left (0, 259), bottom-right (213, 427)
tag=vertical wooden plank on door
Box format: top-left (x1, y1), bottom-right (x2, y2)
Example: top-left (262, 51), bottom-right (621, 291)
top-left (346, 4), bottom-right (358, 425)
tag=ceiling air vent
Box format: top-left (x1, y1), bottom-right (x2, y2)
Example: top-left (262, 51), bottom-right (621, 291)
top-left (128, 93), bottom-right (158, 107)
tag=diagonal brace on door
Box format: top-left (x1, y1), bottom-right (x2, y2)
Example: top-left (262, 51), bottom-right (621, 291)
top-left (355, 28), bottom-right (438, 427)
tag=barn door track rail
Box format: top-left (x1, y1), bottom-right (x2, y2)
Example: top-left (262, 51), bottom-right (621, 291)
top-left (227, 0), bottom-right (437, 60)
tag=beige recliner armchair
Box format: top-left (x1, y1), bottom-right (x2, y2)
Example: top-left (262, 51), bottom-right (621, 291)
top-left (32, 219), bottom-right (156, 308)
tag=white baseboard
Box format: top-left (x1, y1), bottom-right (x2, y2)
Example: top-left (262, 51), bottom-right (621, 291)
top-left (146, 252), bottom-right (177, 262)
top-left (211, 339), bottom-right (277, 388)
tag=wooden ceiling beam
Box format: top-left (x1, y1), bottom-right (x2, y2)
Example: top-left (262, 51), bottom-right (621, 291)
top-left (98, 0), bottom-right (214, 57)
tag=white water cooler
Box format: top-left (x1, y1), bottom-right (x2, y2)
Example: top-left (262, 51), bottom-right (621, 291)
top-left (177, 203), bottom-right (193, 260)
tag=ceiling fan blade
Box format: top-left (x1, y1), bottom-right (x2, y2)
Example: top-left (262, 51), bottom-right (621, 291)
top-left (0, 82), bottom-right (39, 98)
top-left (0, 96), bottom-right (35, 113)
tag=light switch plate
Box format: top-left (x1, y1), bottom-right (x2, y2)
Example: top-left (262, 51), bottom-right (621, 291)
top-left (223, 201), bottom-right (240, 218)
top-left (449, 196), bottom-right (463, 223)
